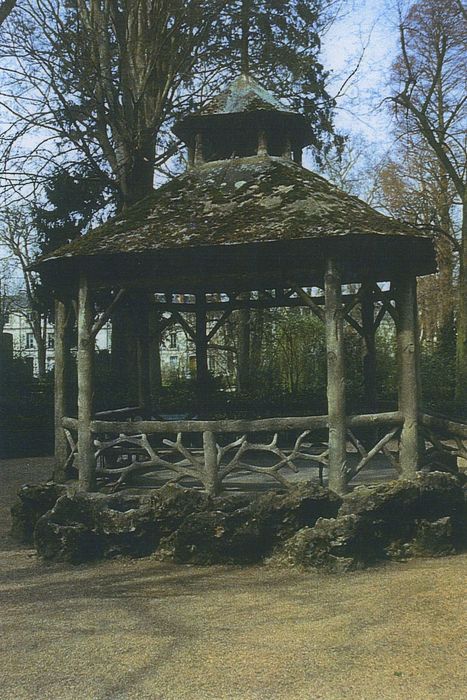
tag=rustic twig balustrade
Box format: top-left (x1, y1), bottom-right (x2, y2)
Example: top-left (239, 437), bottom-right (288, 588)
top-left (33, 73), bottom-right (441, 495)
top-left (62, 411), bottom-right (404, 495)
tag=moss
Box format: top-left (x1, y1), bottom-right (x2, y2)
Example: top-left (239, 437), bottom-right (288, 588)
top-left (37, 155), bottom-right (434, 267)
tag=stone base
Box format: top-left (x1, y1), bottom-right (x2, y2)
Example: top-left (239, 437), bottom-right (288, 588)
top-left (9, 473), bottom-right (467, 570)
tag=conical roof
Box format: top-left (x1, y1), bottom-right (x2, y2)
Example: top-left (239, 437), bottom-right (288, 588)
top-left (36, 155), bottom-right (437, 292)
top-left (195, 73), bottom-right (292, 115)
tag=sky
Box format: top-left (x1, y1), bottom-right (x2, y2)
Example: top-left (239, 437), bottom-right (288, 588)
top-left (321, 0), bottom-right (400, 149)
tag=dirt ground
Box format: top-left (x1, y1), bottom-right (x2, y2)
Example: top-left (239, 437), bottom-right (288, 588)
top-left (0, 457), bottom-right (466, 700)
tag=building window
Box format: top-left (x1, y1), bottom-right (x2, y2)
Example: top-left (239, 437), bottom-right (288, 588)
top-left (169, 331), bottom-right (177, 349)
top-left (169, 355), bottom-right (178, 369)
top-left (3, 313), bottom-right (9, 325)
top-left (48, 334), bottom-right (54, 349)
top-left (26, 332), bottom-right (34, 349)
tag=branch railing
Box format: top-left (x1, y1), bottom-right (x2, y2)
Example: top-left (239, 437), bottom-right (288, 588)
top-left (420, 413), bottom-right (467, 465)
top-left (62, 411), bottom-right (405, 494)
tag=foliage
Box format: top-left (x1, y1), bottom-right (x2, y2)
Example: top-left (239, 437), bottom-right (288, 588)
top-left (390, 0), bottom-right (467, 404)
top-left (0, 0), bottom-right (341, 208)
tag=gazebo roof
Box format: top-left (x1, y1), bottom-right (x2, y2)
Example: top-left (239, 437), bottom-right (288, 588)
top-left (37, 154), bottom-right (436, 291)
top-left (190, 73), bottom-right (292, 115)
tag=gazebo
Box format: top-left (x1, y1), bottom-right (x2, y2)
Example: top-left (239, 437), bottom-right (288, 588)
top-left (36, 73), bottom-right (442, 496)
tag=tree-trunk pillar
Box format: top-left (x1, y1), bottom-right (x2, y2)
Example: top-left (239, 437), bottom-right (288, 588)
top-left (54, 298), bottom-right (69, 482)
top-left (196, 294), bottom-right (208, 416)
top-left (361, 282), bottom-right (377, 413)
top-left (325, 258), bottom-right (347, 494)
top-left (203, 431), bottom-right (220, 496)
top-left (396, 274), bottom-right (420, 479)
top-left (77, 273), bottom-right (96, 492)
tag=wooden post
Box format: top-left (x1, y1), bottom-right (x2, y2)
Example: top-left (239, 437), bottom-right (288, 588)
top-left (257, 129), bottom-right (268, 156)
top-left (282, 134), bottom-right (292, 159)
top-left (203, 431), bottom-right (219, 496)
top-left (361, 282), bottom-right (377, 413)
top-left (77, 273), bottom-right (96, 491)
top-left (195, 294), bottom-right (208, 416)
top-left (325, 258), bottom-right (347, 494)
top-left (396, 274), bottom-right (420, 479)
top-left (54, 298), bottom-right (69, 482)
top-left (194, 132), bottom-right (204, 164)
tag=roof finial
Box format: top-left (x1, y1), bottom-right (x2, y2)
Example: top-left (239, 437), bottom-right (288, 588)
top-left (240, 0), bottom-right (250, 75)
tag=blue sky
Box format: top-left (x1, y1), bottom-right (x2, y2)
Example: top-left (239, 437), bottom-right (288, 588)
top-left (322, 0), bottom-right (400, 148)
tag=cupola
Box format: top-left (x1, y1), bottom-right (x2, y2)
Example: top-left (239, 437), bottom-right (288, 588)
top-left (173, 73), bottom-right (313, 167)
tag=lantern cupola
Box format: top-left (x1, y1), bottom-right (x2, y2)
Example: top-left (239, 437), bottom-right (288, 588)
top-left (173, 73), bottom-right (313, 167)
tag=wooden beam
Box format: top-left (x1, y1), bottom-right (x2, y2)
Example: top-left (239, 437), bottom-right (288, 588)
top-left (152, 291), bottom-right (386, 313)
top-left (77, 273), bottom-right (96, 491)
top-left (171, 309), bottom-right (196, 341)
top-left (292, 286), bottom-right (325, 321)
top-left (91, 288), bottom-right (126, 339)
top-left (206, 309), bottom-right (233, 341)
top-left (85, 410), bottom-right (402, 436)
top-left (325, 258), bottom-right (347, 494)
top-left (396, 275), bottom-right (420, 478)
top-left (420, 413), bottom-right (467, 440)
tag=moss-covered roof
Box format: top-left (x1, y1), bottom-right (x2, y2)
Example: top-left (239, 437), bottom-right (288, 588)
top-left (198, 73), bottom-right (292, 115)
top-left (39, 155), bottom-right (434, 267)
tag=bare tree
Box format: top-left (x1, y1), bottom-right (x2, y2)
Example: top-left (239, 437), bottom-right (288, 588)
top-left (377, 137), bottom-right (459, 343)
top-left (0, 208), bottom-right (48, 377)
top-left (390, 0), bottom-right (467, 403)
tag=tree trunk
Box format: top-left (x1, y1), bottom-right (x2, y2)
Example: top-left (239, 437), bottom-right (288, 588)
top-left (325, 258), bottom-right (347, 494)
top-left (396, 275), bottom-right (420, 479)
top-left (196, 294), bottom-right (208, 416)
top-left (77, 274), bottom-right (96, 492)
top-left (54, 299), bottom-right (70, 482)
top-left (456, 197), bottom-right (467, 409)
top-left (36, 334), bottom-right (47, 379)
top-left (361, 282), bottom-right (377, 413)
top-left (120, 139), bottom-right (155, 208)
top-left (237, 297), bottom-right (250, 393)
top-left (250, 307), bottom-right (264, 384)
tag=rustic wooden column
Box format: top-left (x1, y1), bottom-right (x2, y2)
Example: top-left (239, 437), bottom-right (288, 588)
top-left (77, 273), bottom-right (96, 491)
top-left (325, 258), bottom-right (347, 494)
top-left (257, 129), bottom-right (268, 156)
top-left (396, 274), bottom-right (420, 479)
top-left (195, 294), bottom-right (208, 416)
top-left (203, 431), bottom-right (220, 496)
top-left (194, 132), bottom-right (204, 165)
top-left (54, 298), bottom-right (70, 482)
top-left (361, 281), bottom-right (377, 413)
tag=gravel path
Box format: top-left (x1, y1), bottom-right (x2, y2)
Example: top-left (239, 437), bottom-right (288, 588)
top-left (0, 456), bottom-right (466, 700)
